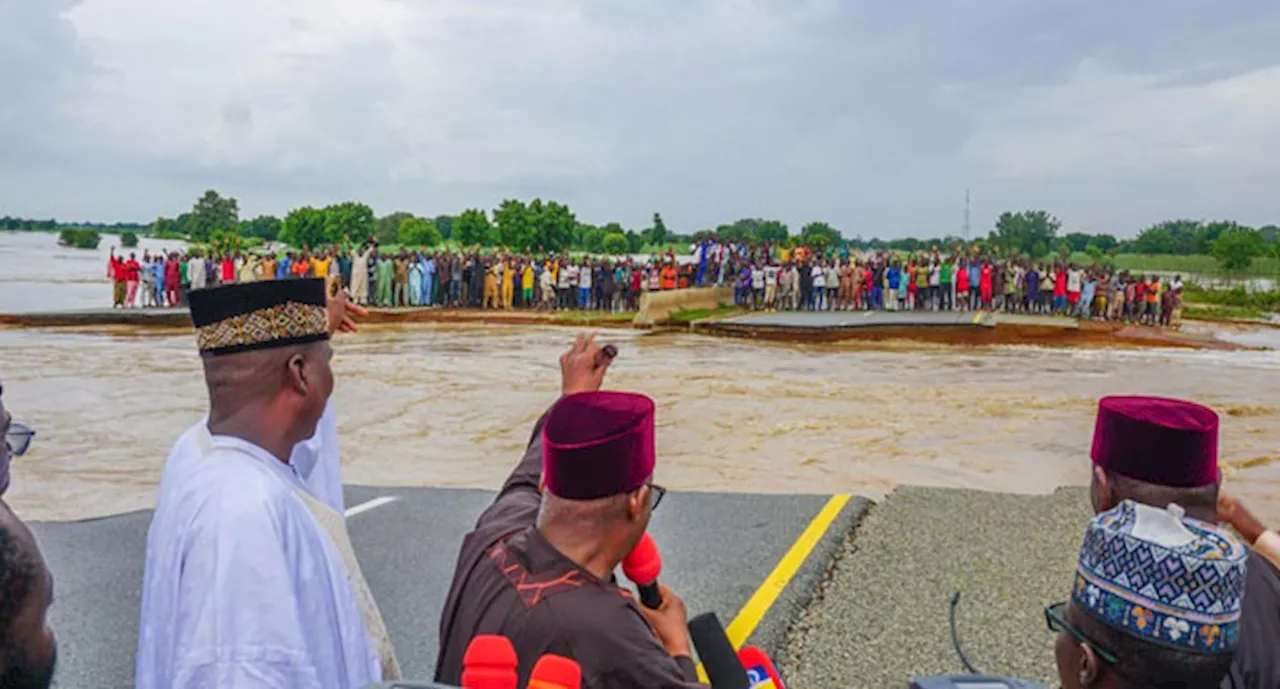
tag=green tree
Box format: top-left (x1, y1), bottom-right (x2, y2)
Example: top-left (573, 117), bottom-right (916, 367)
top-left (186, 190), bottom-right (240, 242)
top-left (120, 231), bottom-right (139, 248)
top-left (1212, 228), bottom-right (1264, 273)
top-left (1133, 220), bottom-right (1199, 254)
top-left (1063, 232), bottom-right (1093, 253)
top-left (398, 216), bottom-right (442, 247)
top-left (377, 212), bottom-right (414, 245)
top-left (434, 215), bottom-right (456, 241)
top-left (239, 215), bottom-right (283, 241)
top-left (150, 217), bottom-right (176, 237)
top-left (535, 200), bottom-right (577, 252)
top-left (643, 213), bottom-right (669, 247)
top-left (602, 232), bottom-right (628, 254)
top-left (493, 199), bottom-right (534, 249)
top-left (455, 208), bottom-right (495, 247)
top-left (280, 206), bottom-right (328, 248)
top-left (625, 229), bottom-right (645, 254)
top-left (756, 220), bottom-right (789, 244)
top-left (323, 202), bottom-right (376, 245)
top-left (581, 225), bottom-right (605, 253)
top-left (800, 221), bottom-right (841, 248)
top-left (58, 229), bottom-right (101, 249)
top-left (990, 210), bottom-right (1060, 257)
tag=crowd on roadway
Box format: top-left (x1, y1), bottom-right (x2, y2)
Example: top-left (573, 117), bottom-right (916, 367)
top-left (1, 274), bottom-right (1279, 688)
top-left (107, 238), bottom-right (1187, 327)
top-left (716, 245), bottom-right (1187, 328)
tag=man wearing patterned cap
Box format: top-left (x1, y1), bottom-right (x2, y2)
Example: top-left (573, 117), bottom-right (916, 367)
top-left (136, 278), bottom-right (398, 689)
top-left (1048, 500), bottom-right (1248, 688)
top-left (435, 333), bottom-right (701, 688)
top-left (1087, 396), bottom-right (1279, 689)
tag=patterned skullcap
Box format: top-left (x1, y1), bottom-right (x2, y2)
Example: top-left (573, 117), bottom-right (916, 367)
top-left (188, 278), bottom-right (329, 356)
top-left (1073, 500), bottom-right (1247, 654)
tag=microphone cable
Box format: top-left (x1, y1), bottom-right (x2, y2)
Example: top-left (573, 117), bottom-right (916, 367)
top-left (948, 591), bottom-right (982, 675)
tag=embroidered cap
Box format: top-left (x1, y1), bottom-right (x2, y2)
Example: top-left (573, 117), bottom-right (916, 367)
top-left (1073, 500), bottom-right (1247, 654)
top-left (188, 278), bottom-right (329, 356)
top-left (1091, 396), bottom-right (1219, 488)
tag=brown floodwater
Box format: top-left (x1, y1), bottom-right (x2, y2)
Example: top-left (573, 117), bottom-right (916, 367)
top-left (2, 322), bottom-right (1278, 526)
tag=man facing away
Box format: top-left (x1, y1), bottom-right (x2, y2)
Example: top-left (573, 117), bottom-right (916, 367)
top-left (1049, 500), bottom-right (1246, 689)
top-left (1086, 396), bottom-right (1280, 689)
top-left (136, 279), bottom-right (397, 688)
top-left (436, 334), bottom-right (701, 689)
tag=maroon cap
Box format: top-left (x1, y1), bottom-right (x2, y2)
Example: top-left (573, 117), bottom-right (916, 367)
top-left (542, 391), bottom-right (656, 500)
top-left (1090, 396), bottom-right (1219, 488)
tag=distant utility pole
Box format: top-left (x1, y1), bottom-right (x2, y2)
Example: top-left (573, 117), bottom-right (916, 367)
top-left (962, 188), bottom-right (971, 240)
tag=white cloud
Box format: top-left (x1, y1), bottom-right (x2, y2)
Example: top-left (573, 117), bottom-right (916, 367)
top-left (3, 0), bottom-right (1280, 233)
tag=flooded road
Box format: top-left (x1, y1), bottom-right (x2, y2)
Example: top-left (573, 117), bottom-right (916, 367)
top-left (2, 323), bottom-right (1278, 525)
top-left (0, 230), bottom-right (187, 313)
top-left (2, 230), bottom-right (1278, 525)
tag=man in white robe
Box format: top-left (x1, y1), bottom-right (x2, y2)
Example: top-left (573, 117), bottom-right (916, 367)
top-left (187, 252), bottom-right (207, 291)
top-left (137, 279), bottom-right (395, 689)
top-left (352, 243), bottom-right (374, 305)
top-left (159, 285), bottom-right (363, 513)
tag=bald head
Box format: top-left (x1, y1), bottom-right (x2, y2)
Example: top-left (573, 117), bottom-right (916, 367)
top-left (203, 340), bottom-right (334, 456)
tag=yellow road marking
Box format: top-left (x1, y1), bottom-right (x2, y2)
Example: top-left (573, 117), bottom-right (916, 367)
top-left (696, 494), bottom-right (851, 682)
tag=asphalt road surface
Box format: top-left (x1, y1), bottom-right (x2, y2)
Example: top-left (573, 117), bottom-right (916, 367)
top-left (32, 485), bottom-right (868, 688)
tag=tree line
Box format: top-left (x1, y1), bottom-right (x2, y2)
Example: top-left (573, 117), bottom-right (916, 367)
top-left (1, 217), bottom-right (149, 232)
top-left (10, 191), bottom-right (1280, 272)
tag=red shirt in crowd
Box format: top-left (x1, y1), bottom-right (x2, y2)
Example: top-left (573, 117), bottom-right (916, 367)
top-left (109, 256), bottom-right (126, 282)
top-left (221, 258), bottom-right (235, 282)
top-left (124, 259), bottom-right (140, 282)
top-left (165, 259), bottom-right (180, 284)
top-left (1053, 270), bottom-right (1068, 297)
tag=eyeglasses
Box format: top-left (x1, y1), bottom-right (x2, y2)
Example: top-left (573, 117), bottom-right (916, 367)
top-left (1044, 601), bottom-right (1119, 665)
top-left (4, 421), bottom-right (35, 457)
top-left (647, 484), bottom-right (666, 511)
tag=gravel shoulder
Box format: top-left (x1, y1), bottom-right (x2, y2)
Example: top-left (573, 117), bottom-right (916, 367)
top-left (780, 485), bottom-right (1091, 689)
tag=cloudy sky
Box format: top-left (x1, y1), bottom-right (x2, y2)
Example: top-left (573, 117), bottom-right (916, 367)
top-left (4, 0), bottom-right (1280, 238)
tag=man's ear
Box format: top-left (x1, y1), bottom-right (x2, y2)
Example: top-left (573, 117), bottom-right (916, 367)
top-left (1078, 641), bottom-right (1103, 688)
top-left (1091, 466), bottom-right (1113, 514)
top-left (286, 353), bottom-right (309, 396)
top-left (628, 487), bottom-right (648, 521)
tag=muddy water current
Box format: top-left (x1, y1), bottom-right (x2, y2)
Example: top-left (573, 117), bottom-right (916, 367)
top-left (2, 321), bottom-right (1279, 525)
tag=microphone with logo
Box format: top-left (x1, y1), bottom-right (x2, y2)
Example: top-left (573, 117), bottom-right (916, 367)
top-left (621, 532), bottom-right (663, 609)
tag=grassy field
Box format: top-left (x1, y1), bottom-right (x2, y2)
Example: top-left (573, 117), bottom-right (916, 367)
top-left (1062, 252), bottom-right (1280, 278)
top-left (664, 304), bottom-right (742, 324)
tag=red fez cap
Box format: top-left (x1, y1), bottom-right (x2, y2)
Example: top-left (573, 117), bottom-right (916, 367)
top-left (542, 391), bottom-right (656, 500)
top-left (1090, 396), bottom-right (1219, 488)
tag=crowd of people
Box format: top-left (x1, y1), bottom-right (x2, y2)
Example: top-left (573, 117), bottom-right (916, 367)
top-left (107, 240), bottom-right (1188, 327)
top-left (720, 248), bottom-right (1187, 328)
top-left (2, 274), bottom-right (1279, 688)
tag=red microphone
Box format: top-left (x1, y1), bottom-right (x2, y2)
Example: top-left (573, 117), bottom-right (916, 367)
top-left (526, 654), bottom-right (582, 689)
top-left (737, 646), bottom-right (786, 688)
top-left (622, 532), bottom-right (663, 609)
top-left (460, 634), bottom-right (518, 689)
